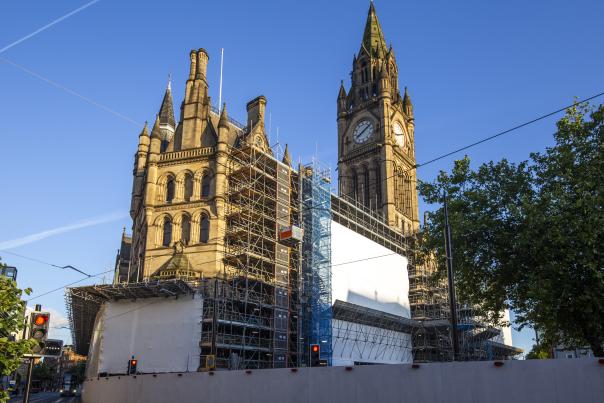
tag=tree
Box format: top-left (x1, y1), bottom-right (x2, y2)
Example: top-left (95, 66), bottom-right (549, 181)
top-left (0, 259), bottom-right (37, 402)
top-left (32, 362), bottom-right (53, 384)
top-left (69, 361), bottom-right (86, 385)
top-left (418, 103), bottom-right (604, 356)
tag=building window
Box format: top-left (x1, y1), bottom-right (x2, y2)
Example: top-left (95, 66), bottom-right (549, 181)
top-left (200, 215), bottom-right (210, 243)
top-left (166, 178), bottom-right (175, 202)
top-left (184, 173), bottom-right (194, 201)
top-left (162, 217), bottom-right (172, 247)
top-left (201, 174), bottom-right (211, 198)
top-left (181, 215), bottom-right (191, 245)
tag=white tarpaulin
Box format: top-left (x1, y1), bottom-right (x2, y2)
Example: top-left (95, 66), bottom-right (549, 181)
top-left (88, 295), bottom-right (202, 375)
top-left (331, 221), bottom-right (410, 318)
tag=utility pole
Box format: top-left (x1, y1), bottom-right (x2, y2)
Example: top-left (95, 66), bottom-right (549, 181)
top-left (443, 191), bottom-right (460, 360)
top-left (22, 357), bottom-right (34, 403)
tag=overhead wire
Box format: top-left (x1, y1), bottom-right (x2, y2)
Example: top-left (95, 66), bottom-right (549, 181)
top-left (0, 249), bottom-right (92, 277)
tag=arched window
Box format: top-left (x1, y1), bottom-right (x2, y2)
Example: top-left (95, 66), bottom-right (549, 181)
top-left (162, 217), bottom-right (172, 247)
top-left (200, 215), bottom-right (210, 243)
top-left (201, 174), bottom-right (211, 198)
top-left (181, 215), bottom-right (191, 245)
top-left (184, 173), bottom-right (194, 202)
top-left (166, 178), bottom-right (175, 203)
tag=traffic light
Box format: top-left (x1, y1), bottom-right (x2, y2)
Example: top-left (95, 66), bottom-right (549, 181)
top-left (44, 339), bottom-right (64, 357)
top-left (30, 312), bottom-right (50, 354)
top-left (128, 358), bottom-right (138, 374)
top-left (310, 344), bottom-right (320, 367)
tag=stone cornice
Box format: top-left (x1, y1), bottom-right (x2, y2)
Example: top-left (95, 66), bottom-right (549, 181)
top-left (159, 147), bottom-right (215, 165)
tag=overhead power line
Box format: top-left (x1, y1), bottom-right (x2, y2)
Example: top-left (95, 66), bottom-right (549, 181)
top-left (337, 91), bottom-right (604, 203)
top-left (0, 249), bottom-right (92, 277)
top-left (26, 269), bottom-right (113, 302)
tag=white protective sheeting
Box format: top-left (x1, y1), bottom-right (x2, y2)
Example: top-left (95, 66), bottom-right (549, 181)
top-left (331, 221), bottom-right (410, 318)
top-left (331, 221), bottom-right (412, 364)
top-left (89, 295), bottom-right (202, 375)
top-left (331, 319), bottom-right (413, 365)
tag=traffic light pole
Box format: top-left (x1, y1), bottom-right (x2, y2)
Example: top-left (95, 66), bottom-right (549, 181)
top-left (22, 357), bottom-right (34, 403)
top-left (443, 191), bottom-right (460, 361)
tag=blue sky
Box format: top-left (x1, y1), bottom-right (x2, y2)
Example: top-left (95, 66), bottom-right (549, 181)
top-left (1, 0), bottom-right (602, 355)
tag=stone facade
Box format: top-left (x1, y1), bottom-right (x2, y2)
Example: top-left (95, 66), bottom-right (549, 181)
top-left (126, 2), bottom-right (419, 281)
top-left (337, 3), bottom-right (419, 233)
top-left (128, 48), bottom-right (271, 281)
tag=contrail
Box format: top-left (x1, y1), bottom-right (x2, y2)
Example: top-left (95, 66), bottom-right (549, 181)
top-left (0, 211), bottom-right (127, 250)
top-left (0, 0), bottom-right (101, 54)
top-left (0, 57), bottom-right (143, 127)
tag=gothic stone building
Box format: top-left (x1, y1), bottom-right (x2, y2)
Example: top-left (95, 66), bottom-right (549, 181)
top-left (126, 3), bottom-right (419, 283)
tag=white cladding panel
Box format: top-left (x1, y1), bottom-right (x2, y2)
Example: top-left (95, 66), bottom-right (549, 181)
top-left (331, 221), bottom-right (410, 318)
top-left (332, 319), bottom-right (413, 365)
top-left (89, 295), bottom-right (202, 375)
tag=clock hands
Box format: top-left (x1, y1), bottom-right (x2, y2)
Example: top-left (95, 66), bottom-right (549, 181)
top-left (355, 124), bottom-right (370, 141)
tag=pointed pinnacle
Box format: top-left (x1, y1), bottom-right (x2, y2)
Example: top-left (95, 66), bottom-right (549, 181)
top-left (282, 143), bottom-right (292, 166)
top-left (151, 115), bottom-right (162, 139)
top-left (140, 121), bottom-right (149, 137)
top-left (219, 103), bottom-right (229, 128)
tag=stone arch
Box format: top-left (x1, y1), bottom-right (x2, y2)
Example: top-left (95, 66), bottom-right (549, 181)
top-left (157, 172), bottom-right (176, 203)
top-left (175, 169), bottom-right (195, 202)
top-left (200, 168), bottom-right (213, 198)
top-left (153, 213), bottom-right (173, 247)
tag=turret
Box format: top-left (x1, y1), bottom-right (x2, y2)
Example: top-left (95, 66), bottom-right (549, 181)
top-left (218, 103), bottom-right (230, 142)
top-left (131, 122), bottom-right (150, 217)
top-left (150, 116), bottom-right (162, 155)
top-left (378, 65), bottom-right (390, 98)
top-left (136, 122), bottom-right (150, 171)
top-left (246, 96), bottom-right (266, 130)
top-left (403, 87), bottom-right (413, 119)
top-left (282, 144), bottom-right (292, 167)
top-left (181, 48), bottom-right (211, 150)
top-left (337, 81), bottom-right (347, 114)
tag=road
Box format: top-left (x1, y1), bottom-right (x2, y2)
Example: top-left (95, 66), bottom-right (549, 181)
top-left (8, 391), bottom-right (79, 403)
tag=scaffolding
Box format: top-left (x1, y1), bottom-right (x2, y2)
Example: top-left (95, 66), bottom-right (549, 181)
top-left (199, 141), bottom-right (302, 370)
top-left (300, 162), bottom-right (333, 365)
top-left (408, 235), bottom-right (522, 361)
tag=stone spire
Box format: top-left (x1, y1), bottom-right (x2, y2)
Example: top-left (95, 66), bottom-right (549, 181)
top-left (361, 1), bottom-right (388, 58)
top-left (150, 115), bottom-right (162, 140)
top-left (282, 144), bottom-right (292, 167)
top-left (338, 80), bottom-right (347, 99)
top-left (139, 121), bottom-right (149, 140)
top-left (158, 78), bottom-right (176, 130)
top-left (403, 86), bottom-right (413, 117)
top-left (218, 103), bottom-right (229, 128)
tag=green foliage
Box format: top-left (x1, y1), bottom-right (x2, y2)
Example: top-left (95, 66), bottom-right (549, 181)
top-left (418, 103), bottom-right (604, 356)
top-left (525, 343), bottom-right (551, 360)
top-left (0, 259), bottom-right (37, 403)
top-left (32, 362), bottom-right (53, 382)
top-left (69, 361), bottom-right (86, 385)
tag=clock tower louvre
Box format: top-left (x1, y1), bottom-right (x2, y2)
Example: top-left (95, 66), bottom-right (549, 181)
top-left (337, 2), bottom-right (419, 233)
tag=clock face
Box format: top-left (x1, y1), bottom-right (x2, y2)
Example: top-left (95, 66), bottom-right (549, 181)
top-left (392, 122), bottom-right (405, 147)
top-left (353, 120), bottom-right (374, 144)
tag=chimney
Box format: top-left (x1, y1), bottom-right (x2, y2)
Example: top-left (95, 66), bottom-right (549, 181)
top-left (246, 96), bottom-right (266, 128)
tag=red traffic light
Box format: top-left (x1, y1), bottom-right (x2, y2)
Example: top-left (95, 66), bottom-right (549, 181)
top-left (130, 360), bottom-right (137, 365)
top-left (34, 314), bottom-right (49, 326)
top-left (311, 345), bottom-right (319, 353)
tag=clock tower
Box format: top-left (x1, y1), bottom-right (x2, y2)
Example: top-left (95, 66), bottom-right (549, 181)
top-left (337, 2), bottom-right (419, 233)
